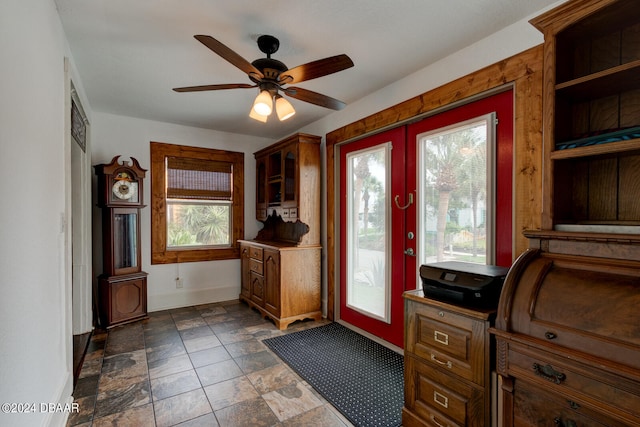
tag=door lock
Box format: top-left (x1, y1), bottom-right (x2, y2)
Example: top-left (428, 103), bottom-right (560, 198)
top-left (404, 248), bottom-right (415, 256)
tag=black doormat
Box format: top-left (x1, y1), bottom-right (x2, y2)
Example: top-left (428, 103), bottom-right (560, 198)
top-left (263, 323), bottom-right (403, 427)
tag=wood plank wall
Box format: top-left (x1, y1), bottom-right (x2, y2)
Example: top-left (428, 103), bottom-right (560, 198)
top-left (324, 45), bottom-right (544, 321)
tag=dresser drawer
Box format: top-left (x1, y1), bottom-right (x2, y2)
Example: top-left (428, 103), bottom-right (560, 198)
top-left (405, 355), bottom-right (484, 427)
top-left (406, 301), bottom-right (488, 385)
top-left (249, 258), bottom-right (263, 275)
top-left (513, 379), bottom-right (624, 427)
top-left (506, 343), bottom-right (640, 425)
top-left (249, 246), bottom-right (263, 261)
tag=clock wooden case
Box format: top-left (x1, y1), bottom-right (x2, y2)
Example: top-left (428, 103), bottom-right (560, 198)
top-left (95, 155), bottom-right (148, 328)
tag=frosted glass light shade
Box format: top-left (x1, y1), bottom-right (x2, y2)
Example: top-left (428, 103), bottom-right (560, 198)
top-left (249, 106), bottom-right (268, 122)
top-left (275, 95), bottom-right (295, 121)
top-left (253, 90), bottom-right (273, 116)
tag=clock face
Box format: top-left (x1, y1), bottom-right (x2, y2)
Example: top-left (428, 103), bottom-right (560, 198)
top-left (112, 180), bottom-right (138, 201)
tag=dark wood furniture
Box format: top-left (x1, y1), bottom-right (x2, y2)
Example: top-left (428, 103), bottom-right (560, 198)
top-left (403, 290), bottom-right (496, 427)
top-left (492, 1), bottom-right (640, 425)
top-left (95, 156), bottom-right (148, 328)
top-left (239, 133), bottom-right (322, 329)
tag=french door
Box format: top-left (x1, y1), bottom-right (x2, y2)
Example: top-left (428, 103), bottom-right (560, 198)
top-left (338, 89), bottom-right (513, 349)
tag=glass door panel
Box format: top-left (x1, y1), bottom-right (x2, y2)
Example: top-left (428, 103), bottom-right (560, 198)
top-left (345, 144), bottom-right (390, 321)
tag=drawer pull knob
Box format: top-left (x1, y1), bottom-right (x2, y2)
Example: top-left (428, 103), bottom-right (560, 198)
top-left (431, 354), bottom-right (452, 369)
top-left (545, 331), bottom-right (557, 340)
top-left (433, 391), bottom-right (448, 408)
top-left (434, 330), bottom-right (449, 345)
top-left (533, 363), bottom-right (566, 384)
top-left (554, 417), bottom-right (577, 427)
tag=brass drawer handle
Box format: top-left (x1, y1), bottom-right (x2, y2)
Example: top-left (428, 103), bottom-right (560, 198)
top-left (430, 414), bottom-right (447, 427)
top-left (434, 330), bottom-right (449, 345)
top-left (431, 354), bottom-right (452, 369)
top-left (533, 363), bottom-right (566, 384)
top-left (433, 391), bottom-right (448, 408)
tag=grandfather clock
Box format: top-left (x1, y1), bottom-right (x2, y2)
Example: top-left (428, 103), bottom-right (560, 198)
top-left (95, 155), bottom-right (148, 328)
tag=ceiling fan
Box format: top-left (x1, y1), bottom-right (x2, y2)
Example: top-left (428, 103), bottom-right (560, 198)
top-left (173, 35), bottom-right (354, 122)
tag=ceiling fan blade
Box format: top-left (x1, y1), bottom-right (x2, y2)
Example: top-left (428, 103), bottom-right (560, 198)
top-left (173, 83), bottom-right (255, 92)
top-left (285, 87), bottom-right (346, 110)
top-left (278, 54), bottom-right (354, 84)
top-left (194, 35), bottom-right (264, 79)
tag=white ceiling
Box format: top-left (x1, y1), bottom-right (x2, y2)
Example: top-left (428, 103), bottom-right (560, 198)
top-left (55, 0), bottom-right (560, 140)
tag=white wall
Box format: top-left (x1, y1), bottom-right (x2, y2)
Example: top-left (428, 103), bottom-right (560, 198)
top-left (91, 112), bottom-right (273, 312)
top-left (0, 1), bottom-right (76, 426)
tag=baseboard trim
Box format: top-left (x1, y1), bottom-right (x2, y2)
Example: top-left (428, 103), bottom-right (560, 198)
top-left (148, 285), bottom-right (239, 312)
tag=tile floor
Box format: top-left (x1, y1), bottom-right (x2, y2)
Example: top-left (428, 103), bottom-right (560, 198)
top-left (67, 300), bottom-right (355, 427)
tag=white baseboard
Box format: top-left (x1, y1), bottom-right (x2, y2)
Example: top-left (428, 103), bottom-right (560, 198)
top-left (148, 285), bottom-right (240, 312)
top-left (43, 373), bottom-right (74, 427)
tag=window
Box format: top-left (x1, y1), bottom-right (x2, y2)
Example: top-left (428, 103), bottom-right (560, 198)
top-left (150, 142), bottom-right (244, 264)
top-left (417, 113), bottom-right (496, 265)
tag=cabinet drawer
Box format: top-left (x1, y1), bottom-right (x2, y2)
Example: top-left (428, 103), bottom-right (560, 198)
top-left (406, 302), bottom-right (487, 385)
top-left (405, 355), bottom-right (484, 427)
top-left (507, 343), bottom-right (640, 425)
top-left (249, 258), bottom-right (263, 275)
top-left (249, 246), bottom-right (263, 261)
top-left (513, 379), bottom-right (623, 427)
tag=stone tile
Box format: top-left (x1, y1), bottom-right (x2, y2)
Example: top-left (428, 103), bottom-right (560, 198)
top-left (280, 405), bottom-right (349, 427)
top-left (101, 349), bottom-right (147, 374)
top-left (105, 324), bottom-right (145, 356)
top-left (216, 327), bottom-right (254, 344)
top-left (172, 412), bottom-right (219, 426)
top-left (189, 346), bottom-right (231, 369)
top-left (92, 403), bottom-right (155, 427)
top-left (144, 329), bottom-right (181, 349)
top-left (203, 376), bottom-right (260, 411)
top-left (94, 380), bottom-right (150, 418)
top-left (208, 319), bottom-right (245, 334)
top-left (150, 369), bottom-right (201, 401)
top-left (67, 394), bottom-right (95, 426)
top-left (146, 340), bottom-right (187, 363)
top-left (148, 353), bottom-right (193, 379)
top-left (234, 350), bottom-right (280, 375)
top-left (98, 351), bottom-right (148, 395)
top-left (195, 304), bottom-right (227, 318)
top-left (246, 363), bottom-right (299, 394)
top-left (196, 359), bottom-right (243, 387)
top-left (175, 317), bottom-right (208, 331)
top-left (153, 388), bottom-right (212, 427)
top-left (73, 374), bottom-right (100, 399)
top-left (179, 325), bottom-right (213, 340)
top-left (214, 397), bottom-right (279, 427)
top-left (262, 382), bottom-right (324, 422)
top-left (224, 338), bottom-right (267, 358)
top-left (183, 334), bottom-right (222, 353)
top-left (78, 357), bottom-right (103, 379)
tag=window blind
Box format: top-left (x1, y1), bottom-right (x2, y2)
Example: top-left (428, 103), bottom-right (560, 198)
top-left (166, 157), bottom-right (232, 201)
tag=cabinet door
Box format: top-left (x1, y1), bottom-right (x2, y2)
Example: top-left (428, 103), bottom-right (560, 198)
top-left (264, 248), bottom-right (281, 316)
top-left (256, 157), bottom-right (267, 220)
top-left (240, 244), bottom-right (251, 298)
top-left (282, 144), bottom-right (298, 208)
top-left (250, 272), bottom-right (264, 306)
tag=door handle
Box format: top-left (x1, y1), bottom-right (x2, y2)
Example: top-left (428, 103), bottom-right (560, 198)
top-left (404, 248), bottom-right (415, 256)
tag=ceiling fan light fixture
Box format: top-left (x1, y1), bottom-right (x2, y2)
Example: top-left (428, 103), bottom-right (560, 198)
top-left (249, 106), bottom-right (268, 122)
top-left (275, 95), bottom-right (295, 121)
top-left (252, 90), bottom-right (273, 116)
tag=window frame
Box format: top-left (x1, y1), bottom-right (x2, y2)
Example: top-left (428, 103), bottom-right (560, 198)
top-left (150, 141), bottom-right (244, 264)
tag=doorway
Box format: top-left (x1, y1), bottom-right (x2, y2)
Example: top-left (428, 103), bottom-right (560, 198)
top-left (336, 89), bottom-right (513, 348)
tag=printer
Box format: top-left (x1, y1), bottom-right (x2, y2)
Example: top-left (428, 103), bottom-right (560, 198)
top-left (419, 261), bottom-right (509, 308)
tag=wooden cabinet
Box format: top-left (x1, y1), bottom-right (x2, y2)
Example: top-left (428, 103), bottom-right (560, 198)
top-left (531, 0), bottom-right (640, 231)
top-left (253, 133), bottom-right (320, 247)
top-left (239, 240), bottom-right (321, 329)
top-left (240, 133), bottom-right (322, 329)
top-left (402, 290), bottom-right (495, 427)
top-left (492, 2), bottom-right (640, 426)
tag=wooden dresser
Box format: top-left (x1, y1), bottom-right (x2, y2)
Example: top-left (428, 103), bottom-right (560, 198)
top-left (239, 133), bottom-right (322, 329)
top-left (403, 290), bottom-right (496, 427)
top-left (491, 1), bottom-right (640, 425)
